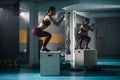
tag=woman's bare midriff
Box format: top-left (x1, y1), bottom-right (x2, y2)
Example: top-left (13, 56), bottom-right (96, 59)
top-left (37, 23), bottom-right (46, 30)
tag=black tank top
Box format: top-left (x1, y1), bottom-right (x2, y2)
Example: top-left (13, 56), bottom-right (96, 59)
top-left (42, 19), bottom-right (51, 27)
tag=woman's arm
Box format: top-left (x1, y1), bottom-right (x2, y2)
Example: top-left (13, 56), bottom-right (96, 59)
top-left (48, 15), bottom-right (64, 26)
top-left (89, 24), bottom-right (95, 31)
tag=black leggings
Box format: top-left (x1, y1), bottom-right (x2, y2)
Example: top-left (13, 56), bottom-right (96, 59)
top-left (79, 35), bottom-right (91, 47)
top-left (32, 27), bottom-right (51, 48)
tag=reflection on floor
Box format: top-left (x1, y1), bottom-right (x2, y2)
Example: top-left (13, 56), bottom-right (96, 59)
top-left (0, 59), bottom-right (120, 80)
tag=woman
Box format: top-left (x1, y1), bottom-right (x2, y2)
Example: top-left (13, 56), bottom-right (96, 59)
top-left (78, 18), bottom-right (95, 49)
top-left (32, 6), bottom-right (64, 51)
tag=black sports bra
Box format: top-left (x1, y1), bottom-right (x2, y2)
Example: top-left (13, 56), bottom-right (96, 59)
top-left (42, 19), bottom-right (51, 27)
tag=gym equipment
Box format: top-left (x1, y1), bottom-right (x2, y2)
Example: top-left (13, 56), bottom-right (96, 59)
top-left (40, 51), bottom-right (60, 76)
top-left (75, 49), bottom-right (97, 67)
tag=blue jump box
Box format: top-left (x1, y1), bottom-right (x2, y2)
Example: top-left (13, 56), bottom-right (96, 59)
top-left (40, 51), bottom-right (60, 76)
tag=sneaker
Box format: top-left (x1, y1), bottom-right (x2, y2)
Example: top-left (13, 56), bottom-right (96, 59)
top-left (80, 47), bottom-right (84, 49)
top-left (41, 48), bottom-right (51, 51)
top-left (85, 46), bottom-right (90, 49)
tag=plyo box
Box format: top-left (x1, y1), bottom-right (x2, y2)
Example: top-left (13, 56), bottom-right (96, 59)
top-left (75, 49), bottom-right (97, 67)
top-left (40, 51), bottom-right (60, 76)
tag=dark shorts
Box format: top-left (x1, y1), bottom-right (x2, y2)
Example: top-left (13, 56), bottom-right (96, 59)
top-left (32, 27), bottom-right (51, 37)
top-left (77, 33), bottom-right (90, 40)
top-left (32, 27), bottom-right (42, 36)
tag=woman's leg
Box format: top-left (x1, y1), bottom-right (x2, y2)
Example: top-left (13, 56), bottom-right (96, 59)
top-left (33, 28), bottom-right (52, 51)
top-left (79, 35), bottom-right (84, 49)
top-left (41, 31), bottom-right (52, 49)
top-left (79, 35), bottom-right (91, 49)
top-left (84, 36), bottom-right (91, 49)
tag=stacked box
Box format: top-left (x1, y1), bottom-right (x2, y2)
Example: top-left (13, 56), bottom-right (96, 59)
top-left (75, 49), bottom-right (97, 67)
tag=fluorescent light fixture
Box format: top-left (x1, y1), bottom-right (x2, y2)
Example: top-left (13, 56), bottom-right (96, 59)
top-left (0, 8), bottom-right (3, 11)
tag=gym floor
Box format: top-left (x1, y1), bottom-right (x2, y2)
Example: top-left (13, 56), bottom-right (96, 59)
top-left (0, 58), bottom-right (120, 80)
